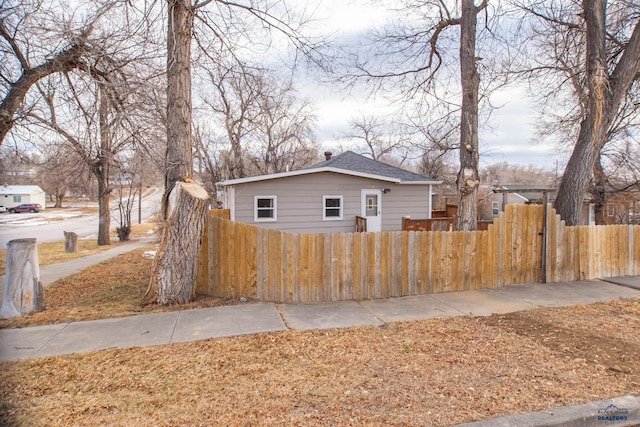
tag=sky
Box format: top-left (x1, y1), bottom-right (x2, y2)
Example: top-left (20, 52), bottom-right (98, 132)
top-left (295, 0), bottom-right (569, 171)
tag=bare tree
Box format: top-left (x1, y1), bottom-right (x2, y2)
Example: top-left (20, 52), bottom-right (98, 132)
top-left (0, 1), bottom-right (114, 146)
top-left (29, 75), bottom-right (130, 245)
top-left (342, 114), bottom-right (410, 162)
top-left (512, 0), bottom-right (640, 225)
top-left (38, 146), bottom-right (88, 208)
top-left (248, 76), bottom-right (318, 174)
top-left (145, 0), bottom-right (322, 305)
top-left (199, 64), bottom-right (261, 179)
top-left (340, 0), bottom-right (495, 230)
top-left (2, 0), bottom-right (164, 244)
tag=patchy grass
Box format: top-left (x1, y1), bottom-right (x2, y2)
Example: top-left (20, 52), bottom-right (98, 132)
top-left (1, 299), bottom-right (639, 426)
top-left (0, 223), bottom-right (158, 271)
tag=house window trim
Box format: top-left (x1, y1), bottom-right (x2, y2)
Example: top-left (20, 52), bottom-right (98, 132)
top-left (323, 195), bottom-right (343, 221)
top-left (254, 195), bottom-right (277, 222)
top-left (492, 201), bottom-right (500, 216)
top-left (607, 203), bottom-right (615, 217)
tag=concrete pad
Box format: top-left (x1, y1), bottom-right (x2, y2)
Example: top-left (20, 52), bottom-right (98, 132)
top-left (360, 294), bottom-right (465, 322)
top-left (0, 323), bottom-right (68, 362)
top-left (568, 280), bottom-right (640, 300)
top-left (171, 303), bottom-right (286, 343)
top-left (600, 276), bottom-right (640, 291)
top-left (279, 301), bottom-right (383, 331)
top-left (489, 281), bottom-right (603, 308)
top-left (455, 394), bottom-right (640, 427)
top-left (429, 288), bottom-right (539, 317)
top-left (32, 311), bottom-right (178, 358)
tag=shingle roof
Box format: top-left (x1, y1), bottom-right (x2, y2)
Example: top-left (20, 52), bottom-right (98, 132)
top-left (307, 151), bottom-right (434, 182)
top-left (217, 151), bottom-right (440, 186)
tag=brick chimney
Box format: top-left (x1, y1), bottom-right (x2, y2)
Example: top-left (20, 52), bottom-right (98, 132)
top-left (324, 151), bottom-right (333, 160)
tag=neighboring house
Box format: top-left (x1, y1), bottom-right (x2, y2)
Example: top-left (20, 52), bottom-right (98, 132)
top-left (217, 151), bottom-right (441, 233)
top-left (480, 184), bottom-right (595, 225)
top-left (603, 191), bottom-right (640, 225)
top-left (0, 185), bottom-right (47, 211)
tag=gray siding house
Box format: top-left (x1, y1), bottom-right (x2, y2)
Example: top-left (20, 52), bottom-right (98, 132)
top-left (217, 151), bottom-right (441, 233)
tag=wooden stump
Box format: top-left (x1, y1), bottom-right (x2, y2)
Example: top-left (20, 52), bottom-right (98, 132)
top-left (64, 231), bottom-right (78, 253)
top-left (1, 238), bottom-right (45, 318)
top-left (144, 180), bottom-right (209, 305)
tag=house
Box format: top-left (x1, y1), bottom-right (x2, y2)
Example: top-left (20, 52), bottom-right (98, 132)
top-left (480, 184), bottom-right (595, 225)
top-left (216, 151), bottom-right (441, 233)
top-left (0, 184), bottom-right (47, 211)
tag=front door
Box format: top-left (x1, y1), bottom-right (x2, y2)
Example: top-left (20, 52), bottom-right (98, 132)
top-left (361, 189), bottom-right (382, 232)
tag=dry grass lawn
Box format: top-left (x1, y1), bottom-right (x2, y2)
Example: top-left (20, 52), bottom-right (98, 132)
top-left (0, 232), bottom-right (639, 425)
top-left (1, 299), bottom-right (639, 426)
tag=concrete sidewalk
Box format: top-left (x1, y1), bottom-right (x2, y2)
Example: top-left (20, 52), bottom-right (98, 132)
top-left (1, 276), bottom-right (639, 362)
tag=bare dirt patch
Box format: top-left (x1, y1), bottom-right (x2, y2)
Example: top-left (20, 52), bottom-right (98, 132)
top-left (480, 299), bottom-right (640, 376)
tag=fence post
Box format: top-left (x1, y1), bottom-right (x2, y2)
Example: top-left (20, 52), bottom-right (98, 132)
top-left (541, 192), bottom-right (549, 283)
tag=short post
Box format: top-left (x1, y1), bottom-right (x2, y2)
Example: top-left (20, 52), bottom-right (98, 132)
top-left (64, 231), bottom-right (78, 253)
top-left (0, 238), bottom-right (45, 318)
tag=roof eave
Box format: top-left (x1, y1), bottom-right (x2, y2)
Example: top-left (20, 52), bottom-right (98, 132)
top-left (217, 167), bottom-right (416, 186)
top-left (399, 180), bottom-right (442, 185)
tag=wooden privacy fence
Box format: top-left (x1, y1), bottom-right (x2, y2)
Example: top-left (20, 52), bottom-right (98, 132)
top-left (196, 205), bottom-right (640, 303)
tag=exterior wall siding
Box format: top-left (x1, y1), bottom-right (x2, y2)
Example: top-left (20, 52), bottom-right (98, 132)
top-left (228, 172), bottom-right (432, 233)
top-left (0, 187), bottom-right (46, 210)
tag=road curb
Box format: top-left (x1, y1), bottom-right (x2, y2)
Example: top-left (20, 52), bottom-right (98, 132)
top-left (454, 395), bottom-right (640, 427)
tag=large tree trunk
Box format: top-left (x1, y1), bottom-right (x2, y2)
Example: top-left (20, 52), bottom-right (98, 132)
top-left (145, 1), bottom-right (207, 306)
top-left (0, 238), bottom-right (45, 318)
top-left (456, 0), bottom-right (481, 231)
top-left (143, 181), bottom-right (209, 305)
top-left (164, 0), bottom-right (194, 208)
top-left (555, 1), bottom-right (640, 225)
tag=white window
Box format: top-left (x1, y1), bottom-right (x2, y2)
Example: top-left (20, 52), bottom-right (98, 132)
top-left (323, 196), bottom-right (343, 220)
top-left (492, 201), bottom-right (500, 216)
top-left (254, 196), bottom-right (276, 222)
top-left (607, 203), bottom-right (615, 217)
top-left (13, 195), bottom-right (21, 203)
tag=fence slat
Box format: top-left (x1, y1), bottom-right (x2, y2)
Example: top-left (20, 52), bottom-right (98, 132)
top-left (198, 207), bottom-right (640, 303)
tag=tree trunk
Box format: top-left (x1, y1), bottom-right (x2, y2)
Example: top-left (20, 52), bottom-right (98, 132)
top-left (164, 0), bottom-right (194, 210)
top-left (555, 1), bottom-right (640, 225)
top-left (456, 0), bottom-right (481, 231)
top-left (96, 84), bottom-right (111, 245)
top-left (143, 0), bottom-right (207, 306)
top-left (143, 181), bottom-right (209, 305)
top-left (96, 170), bottom-right (111, 245)
top-left (64, 231), bottom-right (78, 253)
top-left (592, 153), bottom-right (608, 225)
top-left (0, 238), bottom-right (45, 318)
